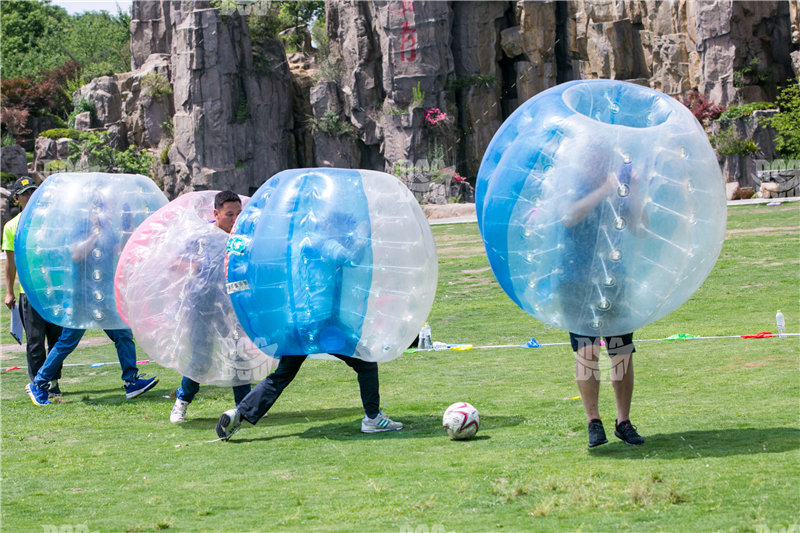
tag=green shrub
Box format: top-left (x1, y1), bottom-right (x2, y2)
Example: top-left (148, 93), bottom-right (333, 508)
top-left (67, 98), bottom-right (95, 128)
top-left (733, 58), bottom-right (773, 89)
top-left (380, 103), bottom-right (409, 116)
top-left (115, 145), bottom-right (154, 176)
top-left (44, 159), bottom-right (72, 172)
top-left (760, 81), bottom-right (800, 159)
top-left (717, 102), bottom-right (774, 127)
top-left (711, 125), bottom-right (760, 156)
top-left (141, 71), bottom-right (172, 100)
top-left (1, 133), bottom-right (18, 146)
top-left (309, 110), bottom-right (354, 137)
top-left (235, 95), bottom-right (250, 124)
top-left (412, 82), bottom-right (425, 108)
top-left (451, 73), bottom-right (497, 91)
top-left (39, 128), bottom-right (87, 140)
top-left (159, 144), bottom-right (171, 165)
top-left (68, 130), bottom-right (155, 176)
top-left (1, 171), bottom-right (18, 186)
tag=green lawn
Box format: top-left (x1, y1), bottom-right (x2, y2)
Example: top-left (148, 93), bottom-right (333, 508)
top-left (1, 202), bottom-right (798, 532)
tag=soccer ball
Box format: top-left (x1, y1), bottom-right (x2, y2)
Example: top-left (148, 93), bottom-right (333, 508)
top-left (443, 402), bottom-right (480, 440)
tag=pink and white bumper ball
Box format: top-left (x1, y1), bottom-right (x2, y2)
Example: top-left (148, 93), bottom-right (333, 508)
top-left (115, 191), bottom-right (278, 386)
top-left (15, 173), bottom-right (168, 329)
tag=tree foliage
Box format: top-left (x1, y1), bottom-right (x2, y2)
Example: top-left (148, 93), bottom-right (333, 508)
top-left (1, 0), bottom-right (131, 81)
top-left (761, 81), bottom-right (800, 159)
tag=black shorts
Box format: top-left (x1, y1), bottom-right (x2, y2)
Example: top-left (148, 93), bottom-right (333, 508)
top-left (569, 332), bottom-right (635, 356)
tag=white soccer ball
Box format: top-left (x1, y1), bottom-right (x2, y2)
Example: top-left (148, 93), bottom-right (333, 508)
top-left (443, 402), bottom-right (480, 440)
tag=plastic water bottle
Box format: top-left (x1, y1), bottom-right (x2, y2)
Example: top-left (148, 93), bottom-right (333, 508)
top-left (776, 310), bottom-right (786, 338)
top-left (419, 323), bottom-right (432, 349)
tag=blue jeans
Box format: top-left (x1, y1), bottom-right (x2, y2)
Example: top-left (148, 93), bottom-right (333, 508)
top-left (34, 328), bottom-right (139, 387)
top-left (177, 376), bottom-right (251, 406)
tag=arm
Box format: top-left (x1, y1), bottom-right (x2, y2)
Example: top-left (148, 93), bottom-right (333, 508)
top-left (4, 250), bottom-right (16, 309)
top-left (561, 173), bottom-right (617, 228)
top-left (70, 226), bottom-right (100, 262)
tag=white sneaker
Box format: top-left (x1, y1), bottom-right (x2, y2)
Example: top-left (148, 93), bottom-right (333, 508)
top-left (216, 408), bottom-right (241, 441)
top-left (361, 412), bottom-right (403, 433)
top-left (170, 399), bottom-right (189, 423)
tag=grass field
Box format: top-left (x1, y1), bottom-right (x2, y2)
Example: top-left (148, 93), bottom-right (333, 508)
top-left (1, 202), bottom-right (798, 532)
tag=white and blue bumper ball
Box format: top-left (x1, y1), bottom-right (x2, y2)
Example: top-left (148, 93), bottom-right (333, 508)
top-left (15, 173), bottom-right (168, 330)
top-left (476, 80), bottom-right (726, 336)
top-left (226, 168), bottom-right (438, 362)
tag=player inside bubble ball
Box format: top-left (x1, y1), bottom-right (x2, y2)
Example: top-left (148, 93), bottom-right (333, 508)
top-left (3, 177), bottom-right (64, 398)
top-left (215, 209), bottom-right (402, 440)
top-left (556, 148), bottom-right (647, 448)
top-left (169, 191), bottom-right (254, 423)
top-left (25, 190), bottom-right (158, 406)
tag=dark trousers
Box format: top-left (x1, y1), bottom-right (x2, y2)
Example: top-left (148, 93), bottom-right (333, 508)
top-left (237, 354), bottom-right (380, 424)
top-left (177, 376), bottom-right (251, 406)
top-left (19, 293), bottom-right (63, 382)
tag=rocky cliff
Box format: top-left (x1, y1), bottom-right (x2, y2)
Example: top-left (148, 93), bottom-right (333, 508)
top-left (70, 0), bottom-right (799, 199)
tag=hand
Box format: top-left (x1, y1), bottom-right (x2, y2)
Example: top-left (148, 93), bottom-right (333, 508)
top-left (4, 292), bottom-right (16, 309)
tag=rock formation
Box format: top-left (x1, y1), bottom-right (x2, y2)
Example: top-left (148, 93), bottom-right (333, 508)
top-left (50, 0), bottom-right (800, 200)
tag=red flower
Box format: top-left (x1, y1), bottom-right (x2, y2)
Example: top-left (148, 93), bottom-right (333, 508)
top-left (425, 108), bottom-right (447, 125)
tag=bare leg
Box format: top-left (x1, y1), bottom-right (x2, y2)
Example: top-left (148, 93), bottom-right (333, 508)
top-left (575, 343), bottom-right (602, 423)
top-left (611, 354), bottom-right (634, 423)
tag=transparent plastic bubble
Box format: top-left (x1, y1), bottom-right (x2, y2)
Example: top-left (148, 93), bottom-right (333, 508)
top-left (475, 80), bottom-right (726, 336)
top-left (15, 173), bottom-right (168, 329)
top-left (226, 168), bottom-right (438, 362)
top-left (115, 191), bottom-right (278, 386)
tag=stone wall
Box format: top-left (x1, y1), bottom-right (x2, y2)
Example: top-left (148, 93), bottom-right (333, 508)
top-left (310, 0), bottom-right (796, 202)
top-left (51, 0), bottom-right (799, 199)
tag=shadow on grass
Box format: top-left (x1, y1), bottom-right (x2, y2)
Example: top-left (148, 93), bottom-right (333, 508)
top-left (221, 414), bottom-right (522, 443)
top-left (589, 427), bottom-right (800, 458)
top-left (75, 390), bottom-right (171, 405)
top-left (177, 407), bottom-right (365, 431)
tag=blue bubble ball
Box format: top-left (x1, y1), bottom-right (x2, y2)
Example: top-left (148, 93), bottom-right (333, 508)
top-left (226, 168), bottom-right (438, 362)
top-left (476, 80), bottom-right (726, 336)
top-left (15, 173), bottom-right (168, 329)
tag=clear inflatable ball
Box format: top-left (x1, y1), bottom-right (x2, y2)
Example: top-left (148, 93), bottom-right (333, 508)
top-left (476, 80), bottom-right (726, 336)
top-left (115, 191), bottom-right (278, 386)
top-left (15, 173), bottom-right (168, 329)
top-left (226, 168), bottom-right (438, 362)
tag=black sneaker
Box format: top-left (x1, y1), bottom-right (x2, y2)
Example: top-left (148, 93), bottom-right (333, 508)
top-left (48, 382), bottom-right (62, 399)
top-left (588, 419), bottom-right (608, 448)
top-left (615, 419), bottom-right (645, 445)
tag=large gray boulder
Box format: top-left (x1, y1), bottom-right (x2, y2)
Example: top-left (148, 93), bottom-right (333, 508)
top-left (75, 76), bottom-right (123, 128)
top-left (1, 144), bottom-right (28, 177)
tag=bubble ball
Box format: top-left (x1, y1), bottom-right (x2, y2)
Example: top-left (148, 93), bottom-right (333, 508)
top-left (114, 191), bottom-right (278, 386)
top-left (15, 173), bottom-right (168, 330)
top-left (476, 79), bottom-right (726, 336)
top-left (226, 168), bottom-right (438, 362)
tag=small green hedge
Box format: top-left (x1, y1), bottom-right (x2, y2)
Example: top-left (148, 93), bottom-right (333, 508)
top-left (38, 128), bottom-right (89, 141)
top-left (717, 102), bottom-right (775, 127)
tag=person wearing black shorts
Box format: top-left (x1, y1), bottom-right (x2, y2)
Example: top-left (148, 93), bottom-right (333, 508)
top-left (558, 151), bottom-right (646, 448)
top-left (570, 332), bottom-right (643, 447)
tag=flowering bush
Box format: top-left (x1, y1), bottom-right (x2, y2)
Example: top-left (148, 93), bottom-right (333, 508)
top-left (424, 108), bottom-right (447, 126)
top-left (451, 171), bottom-right (466, 183)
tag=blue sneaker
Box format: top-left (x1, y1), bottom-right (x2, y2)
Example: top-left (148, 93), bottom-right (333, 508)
top-left (125, 375), bottom-right (159, 399)
top-left (26, 382), bottom-right (51, 406)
